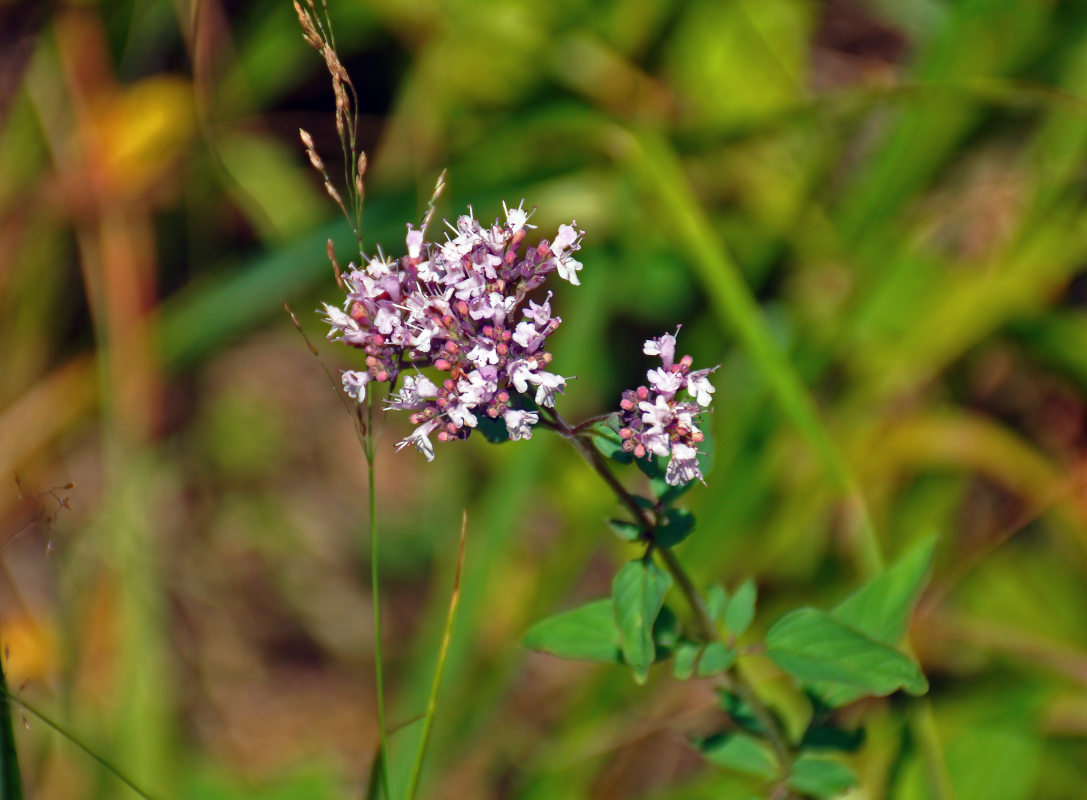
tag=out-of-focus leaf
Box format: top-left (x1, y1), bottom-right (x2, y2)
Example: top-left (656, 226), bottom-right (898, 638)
top-left (832, 536), bottom-right (935, 642)
top-left (812, 537), bottom-right (936, 706)
top-left (696, 642), bottom-right (736, 677)
top-left (706, 583), bottom-right (729, 624)
top-left (894, 726), bottom-right (1040, 800)
top-left (607, 518), bottom-right (642, 541)
top-left (726, 578), bottom-right (758, 638)
top-left (218, 132), bottom-right (325, 242)
top-left (591, 423), bottom-right (632, 464)
top-left (700, 732), bottom-right (778, 779)
top-left (673, 641), bottom-right (700, 680)
top-left (656, 508), bottom-right (695, 547)
top-left (766, 609), bottom-right (928, 698)
top-left (522, 599), bottom-right (621, 663)
top-left (788, 756), bottom-right (858, 798)
top-left (613, 559), bottom-right (672, 683)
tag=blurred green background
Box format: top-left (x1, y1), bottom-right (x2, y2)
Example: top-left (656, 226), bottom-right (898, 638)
top-left (3, 0), bottom-right (1087, 797)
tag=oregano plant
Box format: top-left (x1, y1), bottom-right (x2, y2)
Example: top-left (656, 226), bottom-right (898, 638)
top-left (295, 3), bottom-right (935, 798)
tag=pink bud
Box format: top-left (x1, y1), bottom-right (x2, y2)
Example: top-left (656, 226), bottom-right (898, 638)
top-left (435, 359), bottom-right (451, 371)
top-left (376, 370), bottom-right (389, 382)
top-left (445, 340), bottom-right (459, 353)
top-left (497, 343), bottom-right (508, 356)
top-left (636, 386), bottom-right (649, 400)
top-left (619, 428), bottom-right (633, 439)
top-left (634, 444), bottom-right (646, 459)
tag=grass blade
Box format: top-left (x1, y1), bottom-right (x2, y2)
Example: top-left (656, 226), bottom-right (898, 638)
top-left (404, 511), bottom-right (468, 800)
top-left (0, 687), bottom-right (157, 800)
top-left (0, 656), bottom-right (23, 800)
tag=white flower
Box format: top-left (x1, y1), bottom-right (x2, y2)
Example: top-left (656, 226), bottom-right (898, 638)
top-left (406, 225), bottom-right (424, 259)
top-left (398, 374), bottom-right (439, 404)
top-left (524, 293), bottom-right (553, 326)
top-left (687, 369), bottom-right (716, 407)
top-left (665, 442), bottom-right (702, 486)
top-left (503, 409), bottom-right (538, 441)
top-left (457, 370), bottom-right (496, 406)
top-left (447, 400), bottom-right (478, 429)
top-left (397, 419), bottom-right (440, 461)
top-left (551, 223), bottom-right (580, 255)
top-left (503, 199), bottom-right (534, 233)
top-left (366, 255), bottom-right (396, 277)
top-left (528, 370), bottom-right (566, 407)
top-left (643, 330), bottom-right (677, 368)
top-left (321, 303), bottom-right (360, 340)
top-left (555, 255), bottom-right (583, 285)
top-left (372, 305), bottom-right (401, 335)
top-left (342, 370), bottom-right (371, 402)
top-left (467, 342), bottom-right (499, 367)
top-left (639, 395), bottom-right (675, 432)
top-left (647, 367), bottom-right (684, 396)
top-left (508, 359), bottom-right (535, 393)
top-left (513, 320), bottom-right (542, 350)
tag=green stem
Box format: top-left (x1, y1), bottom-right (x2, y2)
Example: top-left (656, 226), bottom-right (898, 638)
top-left (364, 399), bottom-right (392, 800)
top-left (545, 408), bottom-right (796, 780)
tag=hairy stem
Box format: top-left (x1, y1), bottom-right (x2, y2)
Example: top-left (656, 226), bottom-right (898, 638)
top-left (546, 407), bottom-right (795, 779)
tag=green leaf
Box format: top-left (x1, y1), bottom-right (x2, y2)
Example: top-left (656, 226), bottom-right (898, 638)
top-left (607, 519), bottom-right (642, 541)
top-left (656, 508), bottom-right (695, 547)
top-left (697, 642), bottom-right (736, 678)
top-left (522, 599), bottom-right (621, 663)
top-left (706, 584), bottom-right (729, 624)
top-left (474, 413), bottom-right (511, 444)
top-left (653, 605), bottom-right (681, 650)
top-left (717, 689), bottom-right (767, 737)
top-left (814, 536), bottom-right (936, 706)
top-left (700, 732), bottom-right (778, 779)
top-left (788, 756), bottom-right (858, 798)
top-left (832, 536), bottom-right (936, 643)
top-left (673, 641), bottom-right (700, 680)
top-left (591, 423), bottom-right (632, 464)
top-left (766, 608), bottom-right (928, 698)
top-left (799, 724), bottom-right (865, 754)
top-left (726, 578), bottom-right (758, 638)
top-left (635, 454), bottom-right (663, 478)
top-left (612, 559), bottom-right (673, 683)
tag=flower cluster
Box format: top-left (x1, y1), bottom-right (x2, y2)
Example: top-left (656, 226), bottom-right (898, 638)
top-left (615, 330), bottom-right (717, 486)
top-left (322, 201), bottom-right (584, 460)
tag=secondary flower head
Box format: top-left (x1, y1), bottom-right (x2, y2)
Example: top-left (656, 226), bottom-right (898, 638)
top-left (615, 328), bottom-right (717, 486)
top-left (321, 201), bottom-right (584, 457)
